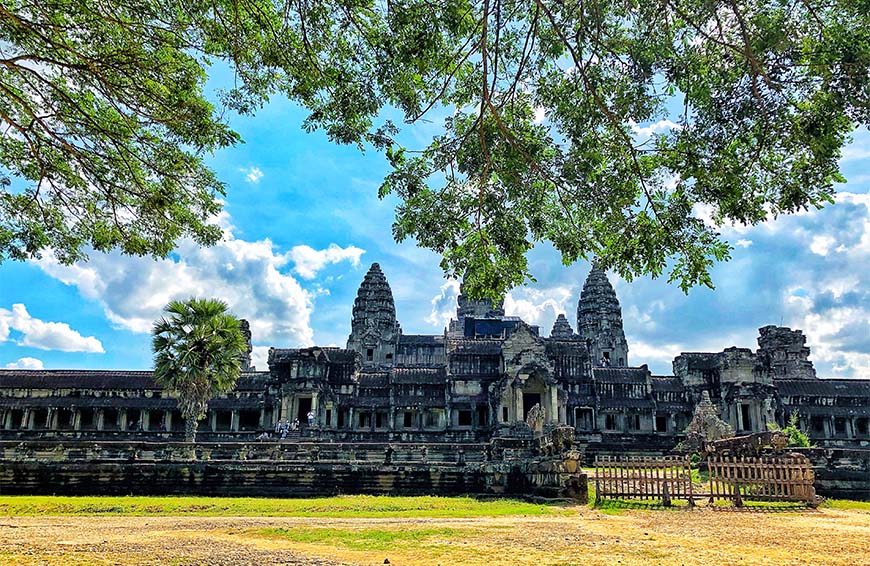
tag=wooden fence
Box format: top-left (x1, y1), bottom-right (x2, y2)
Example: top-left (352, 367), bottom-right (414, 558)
top-left (594, 454), bottom-right (819, 507)
top-left (707, 455), bottom-right (819, 506)
top-left (594, 455), bottom-right (694, 506)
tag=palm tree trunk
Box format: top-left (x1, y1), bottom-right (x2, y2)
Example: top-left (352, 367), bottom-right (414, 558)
top-left (184, 417), bottom-right (199, 443)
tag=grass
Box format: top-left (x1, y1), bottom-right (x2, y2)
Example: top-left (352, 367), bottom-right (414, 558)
top-left (0, 494), bottom-right (570, 518)
top-left (824, 499), bottom-right (870, 511)
top-left (253, 525), bottom-right (468, 551)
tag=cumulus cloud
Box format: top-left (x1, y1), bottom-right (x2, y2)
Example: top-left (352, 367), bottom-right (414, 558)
top-left (425, 280), bottom-right (461, 329)
top-left (5, 357), bottom-right (44, 369)
top-left (242, 166), bottom-right (264, 184)
top-left (628, 119), bottom-right (683, 138)
top-left (33, 224), bottom-right (351, 349)
top-left (289, 243), bottom-right (365, 279)
top-left (0, 304), bottom-right (104, 353)
top-left (810, 235), bottom-right (836, 256)
top-left (504, 285), bottom-right (577, 333)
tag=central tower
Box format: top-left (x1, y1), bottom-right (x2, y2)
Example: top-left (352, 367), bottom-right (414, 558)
top-left (347, 263), bottom-right (401, 366)
top-left (577, 267), bottom-right (629, 366)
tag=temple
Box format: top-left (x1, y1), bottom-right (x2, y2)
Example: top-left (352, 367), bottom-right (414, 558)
top-left (1, 263), bottom-right (869, 451)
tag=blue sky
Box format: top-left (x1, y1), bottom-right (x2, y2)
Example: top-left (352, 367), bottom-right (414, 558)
top-left (2, 73), bottom-right (870, 377)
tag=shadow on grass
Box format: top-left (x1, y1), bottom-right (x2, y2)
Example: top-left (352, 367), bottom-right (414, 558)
top-left (594, 497), bottom-right (819, 514)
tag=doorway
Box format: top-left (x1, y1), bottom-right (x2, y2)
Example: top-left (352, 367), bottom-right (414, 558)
top-left (297, 397), bottom-right (313, 423)
top-left (523, 393), bottom-right (541, 421)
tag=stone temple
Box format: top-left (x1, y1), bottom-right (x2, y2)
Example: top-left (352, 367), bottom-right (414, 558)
top-left (1, 263), bottom-right (869, 452)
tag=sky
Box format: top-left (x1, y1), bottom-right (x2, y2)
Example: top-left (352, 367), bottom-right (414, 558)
top-left (1, 70), bottom-right (870, 378)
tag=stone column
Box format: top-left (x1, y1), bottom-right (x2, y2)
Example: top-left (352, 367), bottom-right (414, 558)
top-left (119, 409), bottom-right (128, 431)
top-left (142, 410), bottom-right (150, 431)
top-left (22, 408), bottom-right (32, 430)
top-left (550, 385), bottom-right (558, 423)
top-left (209, 411), bottom-right (217, 432)
top-left (72, 409), bottom-right (81, 431)
top-left (48, 408), bottom-right (57, 430)
top-left (165, 411), bottom-right (172, 433)
top-left (515, 387), bottom-right (523, 423)
top-left (231, 410), bottom-right (240, 432)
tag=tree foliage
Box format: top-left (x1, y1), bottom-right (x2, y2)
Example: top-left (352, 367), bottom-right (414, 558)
top-left (2, 1), bottom-right (869, 297)
top-left (151, 297), bottom-right (246, 442)
top-left (769, 412), bottom-right (813, 448)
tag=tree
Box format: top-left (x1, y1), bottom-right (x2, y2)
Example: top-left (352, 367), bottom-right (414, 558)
top-left (2, 1), bottom-right (868, 298)
top-left (152, 297), bottom-right (246, 442)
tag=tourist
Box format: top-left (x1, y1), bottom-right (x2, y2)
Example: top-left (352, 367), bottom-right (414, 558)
top-left (307, 410), bottom-right (315, 427)
top-left (291, 418), bottom-right (298, 431)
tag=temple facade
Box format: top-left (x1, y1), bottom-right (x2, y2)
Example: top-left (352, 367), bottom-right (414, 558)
top-left (1, 263), bottom-right (868, 449)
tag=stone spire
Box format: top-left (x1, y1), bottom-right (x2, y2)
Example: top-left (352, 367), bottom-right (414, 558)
top-left (577, 267), bottom-right (629, 366)
top-left (347, 263), bottom-right (401, 366)
top-left (550, 314), bottom-right (575, 340)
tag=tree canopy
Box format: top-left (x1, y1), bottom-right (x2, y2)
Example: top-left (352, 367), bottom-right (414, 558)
top-left (152, 297), bottom-right (246, 442)
top-left (1, 0), bottom-right (868, 297)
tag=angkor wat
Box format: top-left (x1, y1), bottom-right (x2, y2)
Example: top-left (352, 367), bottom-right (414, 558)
top-left (2, 263), bottom-right (868, 452)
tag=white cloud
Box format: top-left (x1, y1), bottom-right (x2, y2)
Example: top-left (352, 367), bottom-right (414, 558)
top-left (0, 304), bottom-right (104, 353)
top-left (34, 223), bottom-right (329, 349)
top-left (425, 280), bottom-right (461, 329)
top-left (628, 119), bottom-right (683, 138)
top-left (841, 145), bottom-right (870, 162)
top-left (809, 235), bottom-right (836, 256)
top-left (250, 345), bottom-right (271, 371)
top-left (242, 166), bottom-right (264, 184)
top-left (504, 285), bottom-right (576, 331)
top-left (289, 244), bottom-right (365, 280)
top-left (533, 107), bottom-right (546, 124)
top-left (734, 239), bottom-right (753, 248)
top-left (5, 357), bottom-right (44, 369)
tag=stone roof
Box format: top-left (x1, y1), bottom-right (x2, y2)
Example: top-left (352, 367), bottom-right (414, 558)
top-left (592, 367), bottom-right (649, 384)
top-left (650, 376), bottom-right (686, 392)
top-left (400, 334), bottom-right (444, 345)
top-left (776, 379), bottom-right (870, 397)
top-left (391, 366), bottom-right (447, 384)
top-left (0, 370), bottom-right (271, 391)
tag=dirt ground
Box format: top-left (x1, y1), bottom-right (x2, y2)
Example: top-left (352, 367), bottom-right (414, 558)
top-left (1, 506), bottom-right (869, 566)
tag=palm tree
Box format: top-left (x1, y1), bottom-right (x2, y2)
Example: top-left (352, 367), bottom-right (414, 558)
top-left (152, 298), bottom-right (247, 442)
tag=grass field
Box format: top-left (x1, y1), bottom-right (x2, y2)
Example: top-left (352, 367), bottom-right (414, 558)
top-left (0, 494), bottom-right (565, 518)
top-left (0, 495), bottom-right (868, 565)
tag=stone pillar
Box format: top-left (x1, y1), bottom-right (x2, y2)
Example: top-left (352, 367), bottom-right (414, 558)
top-left (22, 408), bottom-right (32, 430)
top-left (95, 409), bottom-right (105, 431)
top-left (231, 410), bottom-right (240, 432)
top-left (0, 409), bottom-right (5, 430)
top-left (142, 410), bottom-right (150, 431)
top-left (73, 409), bottom-right (81, 431)
top-left (209, 411), bottom-right (217, 432)
top-left (48, 408), bottom-right (57, 430)
top-left (165, 411), bottom-right (172, 433)
top-left (119, 409), bottom-right (128, 431)
top-left (515, 387), bottom-right (523, 423)
top-left (550, 385), bottom-right (558, 423)
top-left (847, 418), bottom-right (856, 439)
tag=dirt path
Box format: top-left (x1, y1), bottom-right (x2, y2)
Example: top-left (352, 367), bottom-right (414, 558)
top-left (1, 507), bottom-right (869, 566)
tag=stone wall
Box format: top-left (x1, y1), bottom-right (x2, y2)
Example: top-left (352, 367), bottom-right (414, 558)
top-left (0, 429), bottom-right (588, 502)
top-left (795, 447), bottom-right (870, 500)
